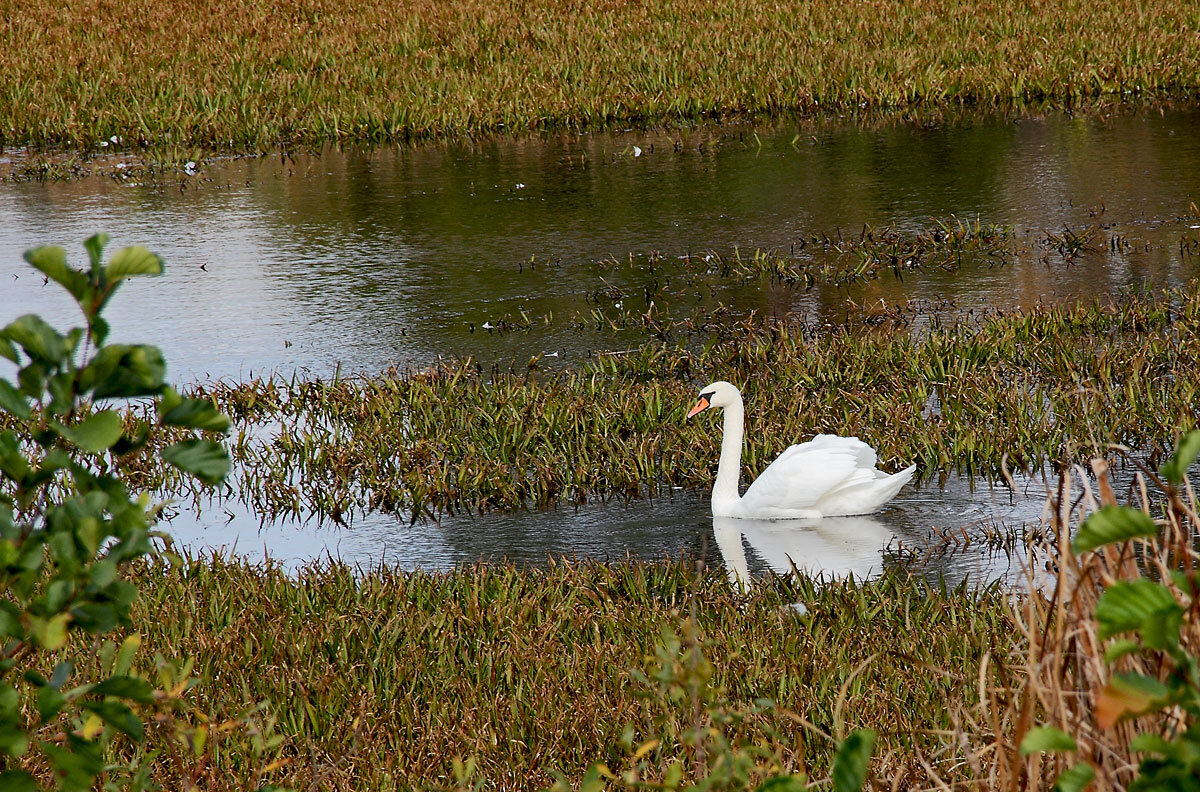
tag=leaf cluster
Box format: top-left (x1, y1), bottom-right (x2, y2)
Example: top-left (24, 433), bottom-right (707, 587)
top-left (0, 235), bottom-right (231, 789)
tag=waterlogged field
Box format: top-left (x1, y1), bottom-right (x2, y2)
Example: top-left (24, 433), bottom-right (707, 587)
top-left (5, 103), bottom-right (1200, 790)
top-left (3, 0), bottom-right (1200, 156)
top-left (164, 290), bottom-right (1200, 523)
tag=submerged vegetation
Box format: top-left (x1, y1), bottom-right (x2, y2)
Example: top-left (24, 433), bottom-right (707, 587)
top-left (4, 0), bottom-right (1200, 154)
top-left (167, 284), bottom-right (1200, 521)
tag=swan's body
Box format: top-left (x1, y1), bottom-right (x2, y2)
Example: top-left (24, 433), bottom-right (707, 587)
top-left (688, 381), bottom-right (915, 519)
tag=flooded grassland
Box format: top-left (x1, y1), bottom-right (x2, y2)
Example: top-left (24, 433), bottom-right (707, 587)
top-left (5, 107), bottom-right (1200, 789)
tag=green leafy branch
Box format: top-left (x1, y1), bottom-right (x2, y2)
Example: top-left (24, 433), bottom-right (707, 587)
top-left (0, 235), bottom-right (238, 789)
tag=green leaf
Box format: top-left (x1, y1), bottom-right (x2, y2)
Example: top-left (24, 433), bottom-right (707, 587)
top-left (161, 439), bottom-right (230, 485)
top-left (54, 410), bottom-right (123, 453)
top-left (105, 246), bottom-right (163, 281)
top-left (831, 729), bottom-right (875, 792)
top-left (83, 233), bottom-right (111, 274)
top-left (36, 685), bottom-right (67, 720)
top-left (0, 338), bottom-right (17, 363)
top-left (1129, 733), bottom-right (1176, 755)
top-left (81, 699), bottom-right (144, 740)
top-left (0, 770), bottom-right (37, 792)
top-left (1073, 506), bottom-right (1158, 554)
top-left (0, 725), bottom-right (29, 757)
top-left (1097, 672), bottom-right (1170, 727)
top-left (161, 397), bottom-right (230, 432)
top-left (1170, 570), bottom-right (1198, 597)
top-left (1053, 763), bottom-right (1095, 792)
top-left (2, 314), bottom-right (67, 364)
top-left (579, 764), bottom-right (606, 792)
top-left (0, 432), bottom-right (30, 484)
top-left (70, 603), bottom-right (119, 633)
top-left (1160, 429), bottom-right (1200, 485)
top-left (84, 344), bottom-right (166, 399)
top-left (90, 675), bottom-right (154, 704)
top-left (0, 602), bottom-right (20, 637)
top-left (0, 380), bottom-right (30, 420)
top-left (0, 682), bottom-right (18, 717)
top-left (1095, 580), bottom-right (1183, 648)
top-left (50, 661), bottom-right (73, 689)
top-left (88, 558), bottom-right (117, 589)
top-left (24, 245), bottom-right (88, 303)
top-left (46, 371), bottom-right (74, 416)
top-left (43, 738), bottom-right (104, 791)
top-left (115, 634), bottom-right (141, 676)
top-left (88, 315), bottom-right (110, 347)
top-left (16, 362), bottom-right (46, 399)
top-left (1020, 726), bottom-right (1077, 755)
top-left (43, 578), bottom-right (74, 612)
top-left (1103, 638), bottom-right (1143, 664)
top-left (32, 612), bottom-right (71, 650)
top-left (757, 776), bottom-right (809, 792)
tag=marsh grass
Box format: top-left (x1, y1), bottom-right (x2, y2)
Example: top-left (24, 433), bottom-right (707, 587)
top-left (161, 285), bottom-right (1200, 521)
top-left (54, 557), bottom-right (1011, 790)
top-left (4, 0), bottom-right (1200, 154)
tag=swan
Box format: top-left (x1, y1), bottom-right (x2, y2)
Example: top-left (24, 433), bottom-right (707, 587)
top-left (687, 381), bottom-right (915, 519)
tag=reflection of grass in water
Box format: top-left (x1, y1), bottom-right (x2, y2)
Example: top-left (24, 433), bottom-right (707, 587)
top-left (153, 284), bottom-right (1200, 521)
top-left (5, 0), bottom-right (1200, 153)
top-left (101, 557), bottom-right (1010, 789)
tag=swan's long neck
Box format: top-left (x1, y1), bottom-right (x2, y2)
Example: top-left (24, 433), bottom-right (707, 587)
top-left (712, 397), bottom-right (744, 505)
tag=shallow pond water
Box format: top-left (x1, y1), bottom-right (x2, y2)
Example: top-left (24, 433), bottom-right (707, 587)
top-left (2, 108), bottom-right (1199, 381)
top-left (3, 107), bottom-right (1199, 577)
top-left (162, 471), bottom-right (1054, 584)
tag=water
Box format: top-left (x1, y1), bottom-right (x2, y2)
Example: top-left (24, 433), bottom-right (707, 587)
top-left (3, 107), bottom-right (1198, 579)
top-left (2, 108), bottom-right (1199, 381)
top-left (162, 471), bottom-right (1053, 584)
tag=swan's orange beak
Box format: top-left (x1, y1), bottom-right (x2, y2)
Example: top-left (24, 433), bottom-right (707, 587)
top-left (686, 396), bottom-right (710, 419)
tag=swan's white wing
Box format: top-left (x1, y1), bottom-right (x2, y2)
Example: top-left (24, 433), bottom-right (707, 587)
top-left (802, 434), bottom-right (877, 469)
top-left (741, 440), bottom-right (865, 511)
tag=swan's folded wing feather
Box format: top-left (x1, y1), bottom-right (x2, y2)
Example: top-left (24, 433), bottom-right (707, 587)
top-left (741, 443), bottom-right (863, 511)
top-left (805, 434), bottom-right (877, 469)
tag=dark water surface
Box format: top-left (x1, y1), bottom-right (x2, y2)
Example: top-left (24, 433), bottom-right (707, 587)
top-left (163, 472), bottom-right (1049, 586)
top-left (3, 107), bottom-right (1198, 579)
top-left (3, 108), bottom-right (1200, 380)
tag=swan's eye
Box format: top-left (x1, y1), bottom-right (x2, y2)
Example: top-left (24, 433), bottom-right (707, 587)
top-left (701, 392), bottom-right (714, 402)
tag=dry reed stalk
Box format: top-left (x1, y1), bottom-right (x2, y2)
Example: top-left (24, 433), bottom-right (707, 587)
top-left (932, 456), bottom-right (1200, 790)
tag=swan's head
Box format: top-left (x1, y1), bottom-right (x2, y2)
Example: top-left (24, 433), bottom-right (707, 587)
top-left (686, 380), bottom-right (742, 418)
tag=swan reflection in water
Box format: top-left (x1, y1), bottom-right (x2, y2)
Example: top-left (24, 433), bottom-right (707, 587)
top-left (712, 514), bottom-right (895, 588)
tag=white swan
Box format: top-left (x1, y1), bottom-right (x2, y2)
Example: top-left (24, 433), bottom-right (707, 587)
top-left (687, 381), bottom-right (915, 519)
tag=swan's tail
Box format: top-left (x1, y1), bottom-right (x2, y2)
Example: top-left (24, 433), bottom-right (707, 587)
top-left (817, 463), bottom-right (916, 516)
top-left (873, 464), bottom-right (916, 508)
